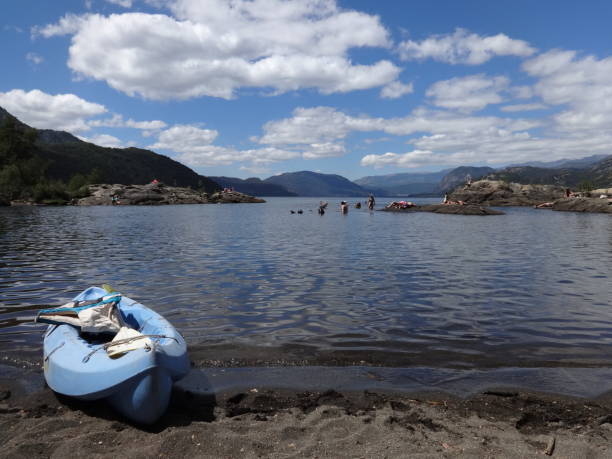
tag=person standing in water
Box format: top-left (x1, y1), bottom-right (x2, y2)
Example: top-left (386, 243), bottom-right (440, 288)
top-left (340, 201), bottom-right (349, 214)
top-left (318, 201), bottom-right (328, 215)
top-left (367, 194), bottom-right (375, 210)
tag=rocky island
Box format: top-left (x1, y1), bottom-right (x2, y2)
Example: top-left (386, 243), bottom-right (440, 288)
top-left (551, 197), bottom-right (612, 213)
top-left (381, 203), bottom-right (504, 216)
top-left (75, 182), bottom-right (265, 206)
top-left (448, 180), bottom-right (612, 214)
top-left (448, 180), bottom-right (565, 206)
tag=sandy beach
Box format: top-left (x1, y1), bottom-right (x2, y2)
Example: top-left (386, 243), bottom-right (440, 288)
top-left (2, 359), bottom-right (612, 459)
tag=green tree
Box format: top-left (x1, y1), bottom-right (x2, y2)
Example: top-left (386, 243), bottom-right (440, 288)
top-left (68, 173), bottom-right (88, 191)
top-left (18, 156), bottom-right (49, 187)
top-left (87, 168), bottom-right (104, 184)
top-left (0, 163), bottom-right (25, 201)
top-left (0, 117), bottom-right (37, 165)
top-left (31, 180), bottom-right (70, 204)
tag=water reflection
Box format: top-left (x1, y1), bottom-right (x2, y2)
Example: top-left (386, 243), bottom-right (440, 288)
top-left (0, 200), bottom-right (611, 368)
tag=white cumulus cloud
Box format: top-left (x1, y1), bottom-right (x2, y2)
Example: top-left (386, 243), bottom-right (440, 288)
top-left (79, 133), bottom-right (124, 148)
top-left (398, 28), bottom-right (535, 65)
top-left (106, 0), bottom-right (133, 7)
top-left (500, 103), bottom-right (547, 112)
top-left (36, 1), bottom-right (402, 100)
top-left (89, 114), bottom-right (167, 130)
top-left (523, 49), bottom-right (612, 133)
top-left (149, 124), bottom-right (299, 166)
top-left (426, 74), bottom-right (510, 112)
top-left (32, 13), bottom-right (90, 37)
top-left (255, 104), bottom-right (612, 169)
top-left (380, 81), bottom-right (413, 99)
top-left (361, 150), bottom-right (435, 168)
top-left (0, 89), bottom-right (106, 132)
top-left (176, 145), bottom-right (300, 167)
top-left (149, 124), bottom-right (219, 151)
top-left (258, 106), bottom-right (361, 146)
top-left (302, 142), bottom-right (346, 159)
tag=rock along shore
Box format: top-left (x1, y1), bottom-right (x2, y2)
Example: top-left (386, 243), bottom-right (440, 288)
top-left (381, 204), bottom-right (505, 216)
top-left (551, 197), bottom-right (612, 213)
top-left (449, 180), bottom-right (565, 206)
top-left (75, 183), bottom-right (265, 206)
top-left (449, 180), bottom-right (612, 214)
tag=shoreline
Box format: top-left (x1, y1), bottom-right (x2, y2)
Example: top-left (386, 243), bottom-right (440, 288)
top-left (1, 361), bottom-right (612, 457)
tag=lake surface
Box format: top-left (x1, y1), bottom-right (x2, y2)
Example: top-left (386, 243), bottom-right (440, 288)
top-left (1, 198), bottom-right (611, 373)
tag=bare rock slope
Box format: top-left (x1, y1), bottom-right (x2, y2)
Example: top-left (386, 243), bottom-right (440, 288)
top-left (448, 180), bottom-right (611, 213)
top-left (76, 183), bottom-right (265, 205)
top-left (449, 180), bottom-right (565, 206)
top-left (381, 204), bottom-right (504, 216)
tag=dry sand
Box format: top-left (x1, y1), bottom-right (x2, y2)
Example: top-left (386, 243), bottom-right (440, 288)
top-left (2, 364), bottom-right (612, 459)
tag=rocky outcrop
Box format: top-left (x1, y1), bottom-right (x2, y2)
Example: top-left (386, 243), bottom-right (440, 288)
top-left (552, 197), bottom-right (612, 214)
top-left (448, 180), bottom-right (565, 206)
top-left (209, 190), bottom-right (266, 203)
top-left (447, 180), bottom-right (612, 213)
top-left (74, 183), bottom-right (264, 206)
top-left (381, 204), bottom-right (504, 216)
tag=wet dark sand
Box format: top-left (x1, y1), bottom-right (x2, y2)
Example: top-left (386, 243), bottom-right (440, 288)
top-left (2, 354), bottom-right (612, 458)
top-left (188, 342), bottom-right (612, 370)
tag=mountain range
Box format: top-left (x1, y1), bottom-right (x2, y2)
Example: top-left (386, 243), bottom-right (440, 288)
top-left (487, 157), bottom-right (612, 189)
top-left (507, 154), bottom-right (610, 169)
top-left (222, 157), bottom-right (611, 197)
top-left (353, 170), bottom-right (450, 196)
top-left (264, 171), bottom-right (370, 197)
top-left (215, 168), bottom-right (497, 197)
top-left (0, 106), bottom-right (219, 194)
top-left (1, 105), bottom-right (610, 202)
top-left (209, 176), bottom-right (297, 196)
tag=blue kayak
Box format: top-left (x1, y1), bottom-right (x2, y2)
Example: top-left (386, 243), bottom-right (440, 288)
top-left (40, 286), bottom-right (190, 424)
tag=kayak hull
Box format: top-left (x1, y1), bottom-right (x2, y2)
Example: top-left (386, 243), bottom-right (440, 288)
top-left (43, 287), bottom-right (190, 424)
top-left (107, 365), bottom-right (173, 425)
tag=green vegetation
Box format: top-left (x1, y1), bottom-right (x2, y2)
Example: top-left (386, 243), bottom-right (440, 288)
top-left (0, 106), bottom-right (221, 205)
top-left (0, 116), bottom-right (98, 204)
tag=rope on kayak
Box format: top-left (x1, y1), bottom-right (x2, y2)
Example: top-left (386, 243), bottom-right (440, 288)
top-left (81, 334), bottom-right (178, 363)
top-left (44, 341), bottom-right (65, 362)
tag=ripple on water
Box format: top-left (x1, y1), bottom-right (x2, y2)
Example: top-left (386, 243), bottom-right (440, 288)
top-left (0, 201), bottom-right (611, 369)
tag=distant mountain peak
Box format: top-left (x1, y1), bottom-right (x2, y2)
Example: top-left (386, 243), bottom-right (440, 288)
top-left (264, 170), bottom-right (370, 197)
top-left (209, 176), bottom-right (296, 196)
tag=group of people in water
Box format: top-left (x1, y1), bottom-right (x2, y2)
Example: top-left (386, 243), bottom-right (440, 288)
top-left (338, 194), bottom-right (375, 214)
top-left (292, 190), bottom-right (473, 214)
top-left (293, 195), bottom-right (376, 215)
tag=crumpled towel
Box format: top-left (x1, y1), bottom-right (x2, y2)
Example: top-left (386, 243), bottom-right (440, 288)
top-left (77, 302), bottom-right (122, 333)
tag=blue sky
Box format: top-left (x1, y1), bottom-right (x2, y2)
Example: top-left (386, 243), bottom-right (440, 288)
top-left (2, 0), bottom-right (612, 180)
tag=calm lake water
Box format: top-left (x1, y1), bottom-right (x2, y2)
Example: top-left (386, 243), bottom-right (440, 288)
top-left (1, 198), bottom-right (611, 371)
